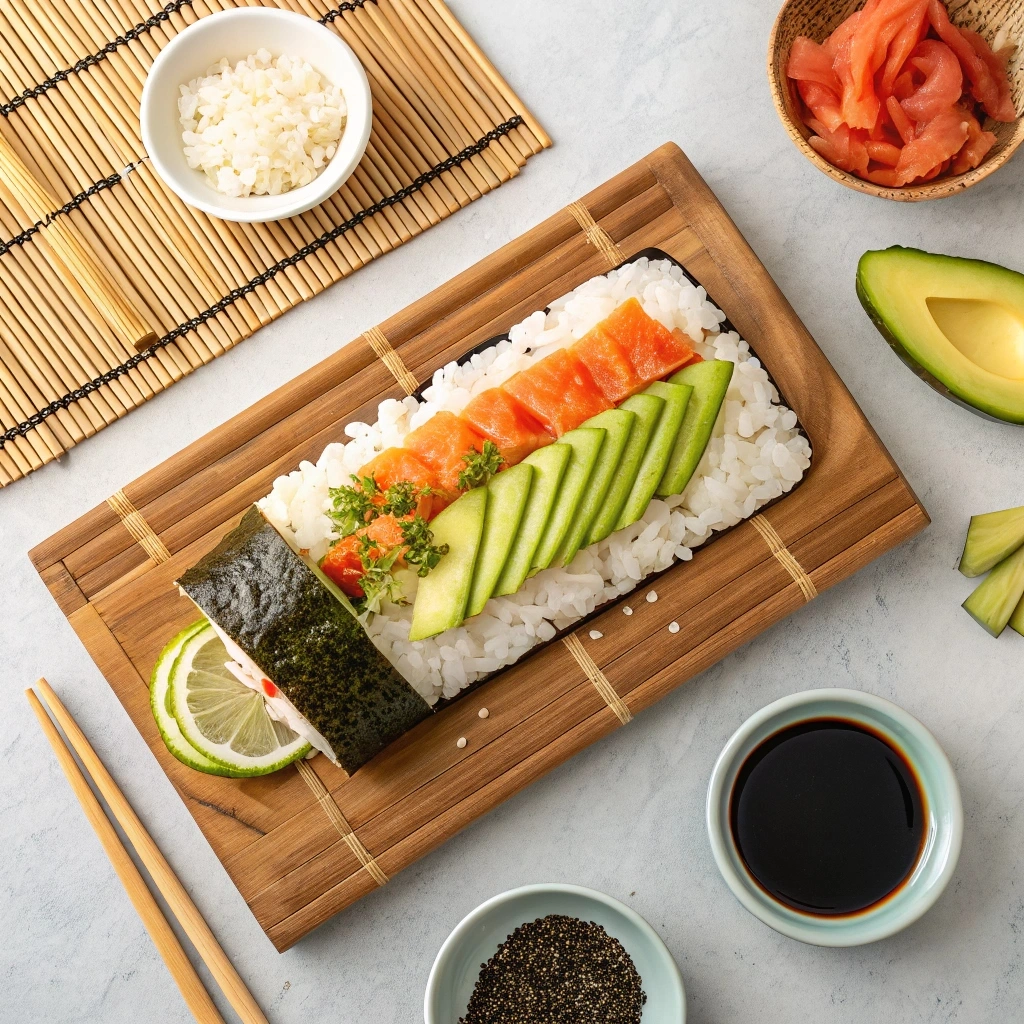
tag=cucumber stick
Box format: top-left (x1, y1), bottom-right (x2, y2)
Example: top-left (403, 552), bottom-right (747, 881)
top-left (466, 463), bottom-right (535, 618)
top-left (410, 487), bottom-right (488, 640)
top-left (962, 541), bottom-right (1024, 637)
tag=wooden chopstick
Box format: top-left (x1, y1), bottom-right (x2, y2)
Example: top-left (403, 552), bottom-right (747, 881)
top-left (28, 679), bottom-right (270, 1024)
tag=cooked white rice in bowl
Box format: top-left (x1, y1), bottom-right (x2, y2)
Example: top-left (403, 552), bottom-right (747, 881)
top-left (178, 48), bottom-right (346, 198)
top-left (259, 257), bottom-right (812, 705)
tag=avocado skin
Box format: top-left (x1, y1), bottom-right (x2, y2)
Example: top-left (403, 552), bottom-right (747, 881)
top-left (856, 246), bottom-right (1024, 425)
top-left (179, 506), bottom-right (430, 774)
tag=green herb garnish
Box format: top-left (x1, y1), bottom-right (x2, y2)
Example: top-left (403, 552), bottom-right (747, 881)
top-left (328, 474), bottom-right (380, 538)
top-left (458, 440), bottom-right (504, 490)
top-left (380, 480), bottom-right (433, 519)
top-left (401, 515), bottom-right (450, 577)
top-left (355, 533), bottom-right (405, 609)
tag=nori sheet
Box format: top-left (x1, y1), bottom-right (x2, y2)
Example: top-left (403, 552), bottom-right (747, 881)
top-left (177, 505), bottom-right (431, 774)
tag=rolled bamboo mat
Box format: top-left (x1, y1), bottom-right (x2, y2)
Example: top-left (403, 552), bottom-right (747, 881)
top-left (0, 0), bottom-right (549, 486)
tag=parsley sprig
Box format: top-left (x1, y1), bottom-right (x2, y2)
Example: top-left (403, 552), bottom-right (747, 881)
top-left (401, 515), bottom-right (449, 576)
top-left (458, 440), bottom-right (504, 490)
top-left (328, 474), bottom-right (433, 538)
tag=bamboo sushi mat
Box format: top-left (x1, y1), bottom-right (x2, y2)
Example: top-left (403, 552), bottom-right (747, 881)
top-left (0, 0), bottom-right (549, 487)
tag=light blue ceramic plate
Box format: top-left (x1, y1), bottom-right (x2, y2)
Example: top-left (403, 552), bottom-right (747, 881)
top-left (706, 688), bottom-right (963, 947)
top-left (424, 883), bottom-right (685, 1023)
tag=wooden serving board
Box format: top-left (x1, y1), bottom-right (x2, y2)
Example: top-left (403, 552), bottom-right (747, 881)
top-left (31, 143), bottom-right (929, 952)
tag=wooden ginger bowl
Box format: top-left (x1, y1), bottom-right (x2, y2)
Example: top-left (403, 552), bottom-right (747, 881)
top-left (768, 0), bottom-right (1024, 201)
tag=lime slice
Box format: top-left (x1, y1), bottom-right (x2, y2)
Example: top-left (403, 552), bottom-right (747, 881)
top-left (150, 622), bottom-right (248, 777)
top-left (168, 622), bottom-right (310, 775)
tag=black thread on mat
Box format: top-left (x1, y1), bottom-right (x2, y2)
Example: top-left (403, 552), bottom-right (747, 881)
top-left (0, 116), bottom-right (524, 452)
top-left (319, 0), bottom-right (378, 24)
top-left (0, 167), bottom-right (138, 258)
top-left (0, 1), bottom-right (194, 118)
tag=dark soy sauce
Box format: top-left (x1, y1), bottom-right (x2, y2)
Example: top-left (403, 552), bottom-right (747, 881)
top-left (730, 719), bottom-right (925, 916)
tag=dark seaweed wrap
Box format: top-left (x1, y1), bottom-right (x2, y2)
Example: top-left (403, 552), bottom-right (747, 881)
top-left (177, 505), bottom-right (431, 773)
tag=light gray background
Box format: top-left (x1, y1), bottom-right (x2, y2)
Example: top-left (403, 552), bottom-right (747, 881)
top-left (3, 1), bottom-right (1023, 1021)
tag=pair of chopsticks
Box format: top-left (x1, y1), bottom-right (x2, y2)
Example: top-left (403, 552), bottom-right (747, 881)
top-left (27, 679), bottom-right (269, 1024)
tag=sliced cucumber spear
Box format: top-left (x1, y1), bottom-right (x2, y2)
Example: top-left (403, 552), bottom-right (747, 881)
top-left (656, 359), bottom-right (734, 497)
top-left (960, 505), bottom-right (1024, 577)
top-left (617, 380), bottom-right (693, 530)
top-left (554, 408), bottom-right (635, 568)
top-left (962, 541), bottom-right (1024, 637)
top-left (409, 486), bottom-right (488, 641)
top-left (496, 444), bottom-right (572, 596)
top-left (529, 427), bottom-right (605, 575)
top-left (587, 392), bottom-right (664, 546)
top-left (466, 463), bottom-right (535, 619)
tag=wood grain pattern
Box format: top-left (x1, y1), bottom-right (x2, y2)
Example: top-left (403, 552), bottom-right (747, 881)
top-left (768, 0), bottom-right (1024, 201)
top-left (31, 144), bottom-right (929, 951)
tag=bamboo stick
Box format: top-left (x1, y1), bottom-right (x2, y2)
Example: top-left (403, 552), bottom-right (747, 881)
top-left (35, 680), bottom-right (272, 1024)
top-left (26, 686), bottom-right (229, 1024)
top-left (0, 133), bottom-right (156, 350)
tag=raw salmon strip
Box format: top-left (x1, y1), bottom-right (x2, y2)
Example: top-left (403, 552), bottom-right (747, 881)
top-left (572, 325), bottom-right (645, 404)
top-left (460, 388), bottom-right (554, 466)
top-left (952, 109), bottom-right (997, 173)
top-left (321, 514), bottom-right (409, 598)
top-left (901, 39), bottom-right (963, 121)
top-left (894, 108), bottom-right (970, 184)
top-left (358, 447), bottom-right (439, 518)
top-left (596, 298), bottom-right (697, 384)
top-left (502, 348), bottom-right (612, 437)
top-left (404, 411), bottom-right (489, 496)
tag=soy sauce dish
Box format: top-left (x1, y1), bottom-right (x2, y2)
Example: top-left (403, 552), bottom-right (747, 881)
top-left (706, 689), bottom-right (962, 946)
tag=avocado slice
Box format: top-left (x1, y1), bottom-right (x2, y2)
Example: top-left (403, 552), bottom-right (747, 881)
top-left (1009, 590), bottom-right (1024, 638)
top-left (494, 444), bottom-right (571, 596)
top-left (656, 360), bottom-right (734, 497)
top-left (857, 247), bottom-right (1024, 424)
top-left (586, 393), bottom-right (665, 546)
top-left (465, 463), bottom-right (535, 619)
top-left (960, 505), bottom-right (1024, 578)
top-left (530, 427), bottom-right (606, 574)
top-left (409, 487), bottom-right (488, 640)
top-left (617, 380), bottom-right (693, 530)
top-left (962, 542), bottom-right (1024, 638)
top-left (554, 408), bottom-right (636, 567)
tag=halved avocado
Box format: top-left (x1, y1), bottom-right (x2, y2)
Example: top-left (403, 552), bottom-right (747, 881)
top-left (857, 247), bottom-right (1024, 424)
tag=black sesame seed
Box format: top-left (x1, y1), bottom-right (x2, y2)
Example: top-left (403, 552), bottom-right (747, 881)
top-left (459, 914), bottom-right (646, 1023)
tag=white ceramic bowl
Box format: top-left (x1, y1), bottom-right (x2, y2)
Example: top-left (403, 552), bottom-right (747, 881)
top-left (424, 884), bottom-right (685, 1023)
top-left (706, 689), bottom-right (963, 947)
top-left (140, 8), bottom-right (372, 223)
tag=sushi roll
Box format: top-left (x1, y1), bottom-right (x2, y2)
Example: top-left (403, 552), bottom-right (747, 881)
top-left (177, 505), bottom-right (432, 774)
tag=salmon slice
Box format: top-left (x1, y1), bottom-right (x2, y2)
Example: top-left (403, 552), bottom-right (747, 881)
top-left (572, 325), bottom-right (645, 403)
top-left (596, 298), bottom-right (697, 384)
top-left (878, 0), bottom-right (929, 97)
top-left (502, 349), bottom-right (612, 437)
top-left (961, 28), bottom-right (1018, 122)
top-left (404, 411), bottom-right (489, 496)
top-left (358, 447), bottom-right (438, 518)
top-left (460, 388), bottom-right (554, 466)
top-left (808, 119), bottom-right (871, 175)
top-left (788, 36), bottom-right (842, 92)
top-left (798, 80), bottom-right (845, 132)
top-left (952, 109), bottom-right (997, 173)
top-left (902, 39), bottom-right (963, 121)
top-left (321, 514), bottom-right (409, 598)
top-left (886, 94), bottom-right (917, 142)
top-left (894, 108), bottom-right (970, 184)
top-left (928, 0), bottom-right (1017, 122)
top-left (866, 139), bottom-right (903, 166)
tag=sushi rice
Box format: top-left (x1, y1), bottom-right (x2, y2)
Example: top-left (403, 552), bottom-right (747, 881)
top-left (259, 258), bottom-right (812, 705)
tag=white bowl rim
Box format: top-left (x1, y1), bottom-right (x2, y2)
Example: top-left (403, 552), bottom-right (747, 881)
top-left (706, 688), bottom-right (964, 947)
top-left (423, 882), bottom-right (686, 1023)
top-left (140, 7), bottom-right (372, 223)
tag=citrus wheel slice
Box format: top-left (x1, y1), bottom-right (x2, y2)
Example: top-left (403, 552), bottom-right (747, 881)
top-left (150, 621), bottom-right (249, 777)
top-left (168, 622), bottom-right (310, 775)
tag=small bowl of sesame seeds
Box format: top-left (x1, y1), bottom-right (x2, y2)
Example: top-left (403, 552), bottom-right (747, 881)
top-left (424, 883), bottom-right (685, 1023)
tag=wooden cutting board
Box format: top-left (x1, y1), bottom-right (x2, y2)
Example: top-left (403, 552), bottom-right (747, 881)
top-left (30, 142), bottom-right (928, 951)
